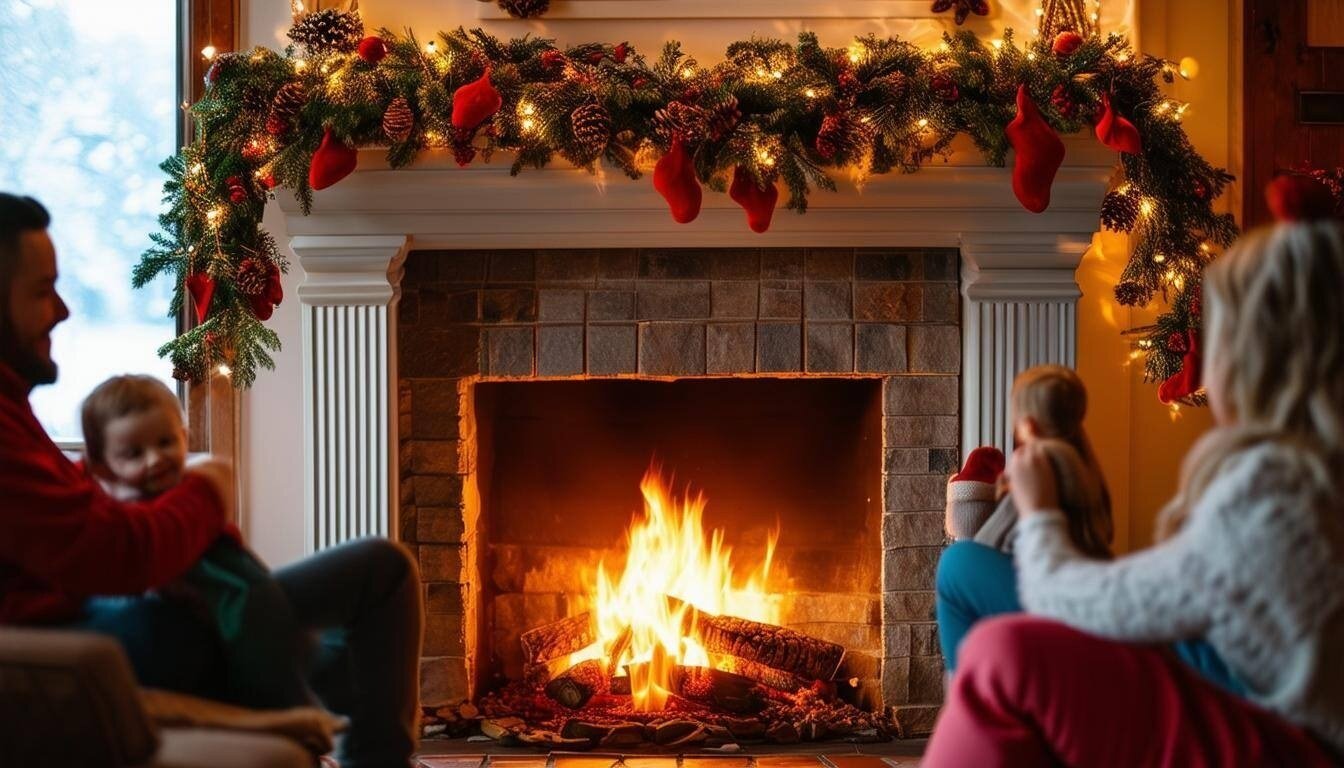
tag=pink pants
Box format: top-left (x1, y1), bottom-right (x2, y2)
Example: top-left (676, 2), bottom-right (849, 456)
top-left (924, 615), bottom-right (1337, 767)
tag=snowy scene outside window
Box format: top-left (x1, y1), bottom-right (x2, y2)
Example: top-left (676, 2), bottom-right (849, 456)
top-left (1, 0), bottom-right (178, 441)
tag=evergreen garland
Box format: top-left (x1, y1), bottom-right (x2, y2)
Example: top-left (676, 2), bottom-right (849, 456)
top-left (144, 24), bottom-right (1236, 396)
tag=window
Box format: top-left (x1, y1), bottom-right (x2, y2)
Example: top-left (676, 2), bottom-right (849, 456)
top-left (0, 0), bottom-right (179, 442)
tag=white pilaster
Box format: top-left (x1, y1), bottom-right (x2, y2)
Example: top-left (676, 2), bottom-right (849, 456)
top-left (292, 235), bottom-right (409, 552)
top-left (959, 232), bottom-right (1093, 458)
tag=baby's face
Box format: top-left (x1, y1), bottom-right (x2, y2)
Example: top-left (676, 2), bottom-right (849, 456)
top-left (99, 408), bottom-right (188, 497)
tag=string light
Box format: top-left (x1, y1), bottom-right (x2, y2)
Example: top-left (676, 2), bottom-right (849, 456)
top-left (425, 130), bottom-right (442, 145)
top-left (425, 40), bottom-right (437, 53)
top-left (916, 118), bottom-right (930, 128)
top-left (205, 207), bottom-right (224, 227)
top-left (991, 39), bottom-right (1003, 50)
top-left (1178, 56), bottom-right (1200, 79)
top-left (680, 65), bottom-right (695, 79)
top-left (189, 162), bottom-right (204, 176)
top-left (1139, 198), bottom-right (1156, 217)
top-left (217, 364), bottom-right (232, 377)
top-left (520, 102), bottom-right (536, 116)
top-left (1199, 242), bottom-right (1213, 254)
top-left (1026, 51), bottom-right (1038, 61)
top-left (754, 66), bottom-right (768, 78)
top-left (1115, 52), bottom-right (1130, 63)
top-left (201, 44), bottom-right (217, 61)
top-left (1153, 253), bottom-right (1166, 263)
top-left (521, 117), bottom-right (537, 132)
top-left (295, 59), bottom-right (307, 71)
top-left (291, 0), bottom-right (304, 13)
top-left (771, 69), bottom-right (783, 79)
top-left (756, 146), bottom-right (776, 167)
top-left (804, 88), bottom-right (817, 98)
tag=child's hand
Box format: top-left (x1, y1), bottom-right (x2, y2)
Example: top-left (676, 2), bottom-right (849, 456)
top-left (1008, 442), bottom-right (1060, 515)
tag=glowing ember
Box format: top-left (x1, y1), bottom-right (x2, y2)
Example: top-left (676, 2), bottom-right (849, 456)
top-left (571, 467), bottom-right (780, 711)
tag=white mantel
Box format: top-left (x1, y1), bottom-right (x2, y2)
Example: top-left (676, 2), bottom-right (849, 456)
top-left (278, 137), bottom-right (1112, 551)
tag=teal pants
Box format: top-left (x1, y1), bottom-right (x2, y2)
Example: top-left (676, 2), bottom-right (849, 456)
top-left (935, 540), bottom-right (1244, 695)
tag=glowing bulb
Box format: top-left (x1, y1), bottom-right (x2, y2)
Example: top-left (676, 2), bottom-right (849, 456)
top-left (425, 40), bottom-right (437, 53)
top-left (189, 162), bottom-right (204, 176)
top-left (217, 364), bottom-right (232, 377)
top-left (756, 147), bottom-right (775, 167)
top-left (916, 118), bottom-right (929, 129)
top-left (1128, 350), bottom-right (1142, 361)
top-left (754, 67), bottom-right (767, 78)
top-left (991, 39), bottom-right (1003, 50)
top-left (1139, 198), bottom-right (1155, 217)
top-left (1200, 242), bottom-right (1212, 253)
top-left (1035, 6), bottom-right (1044, 15)
top-left (1091, 12), bottom-right (1099, 21)
top-left (520, 102), bottom-right (536, 116)
top-left (201, 45), bottom-right (217, 61)
top-left (680, 65), bottom-right (695, 79)
top-left (1027, 51), bottom-right (1038, 61)
top-left (1154, 101), bottom-right (1171, 116)
top-left (1115, 52), bottom-right (1130, 63)
top-left (291, 0), bottom-right (305, 13)
top-left (804, 88), bottom-right (817, 98)
top-left (521, 117), bottom-right (536, 132)
top-left (320, 63), bottom-right (330, 75)
top-left (1153, 253), bottom-right (1166, 263)
top-left (937, 42), bottom-right (950, 53)
top-left (1116, 183), bottom-right (1132, 195)
top-left (771, 69), bottom-right (783, 79)
top-left (847, 50), bottom-right (861, 64)
top-left (295, 59), bottom-right (307, 72)
top-left (1178, 56), bottom-right (1200, 79)
top-left (205, 207), bottom-right (223, 226)
top-left (425, 130), bottom-right (441, 144)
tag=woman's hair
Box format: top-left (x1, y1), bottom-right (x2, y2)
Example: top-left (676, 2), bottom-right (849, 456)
top-left (81, 374), bottom-right (183, 465)
top-left (1034, 438), bottom-right (1113, 559)
top-left (1012, 364), bottom-right (1114, 554)
top-left (1157, 220), bottom-right (1344, 539)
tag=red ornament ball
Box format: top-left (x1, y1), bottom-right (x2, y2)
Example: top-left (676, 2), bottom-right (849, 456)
top-left (613, 42), bottom-right (629, 64)
top-left (586, 50), bottom-right (605, 64)
top-left (357, 36), bottom-right (388, 64)
top-left (1166, 331), bottom-right (1189, 354)
top-left (1193, 178), bottom-right (1210, 200)
top-left (229, 185), bottom-right (248, 203)
top-left (1050, 84), bottom-right (1077, 119)
top-left (1052, 30), bottom-right (1084, 57)
top-left (931, 72), bottom-right (959, 102)
top-left (265, 114), bottom-right (289, 137)
top-left (541, 49), bottom-right (564, 70)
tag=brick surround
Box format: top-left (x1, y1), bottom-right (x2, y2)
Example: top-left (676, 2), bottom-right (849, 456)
top-left (397, 246), bottom-right (960, 734)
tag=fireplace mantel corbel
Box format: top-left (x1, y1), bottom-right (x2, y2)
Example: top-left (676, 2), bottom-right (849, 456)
top-left (282, 144), bottom-right (1109, 551)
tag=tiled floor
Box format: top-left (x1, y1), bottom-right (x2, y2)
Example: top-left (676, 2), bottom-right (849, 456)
top-left (416, 753), bottom-right (922, 768)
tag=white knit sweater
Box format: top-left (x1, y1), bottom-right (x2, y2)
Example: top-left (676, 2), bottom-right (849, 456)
top-left (1015, 441), bottom-right (1344, 754)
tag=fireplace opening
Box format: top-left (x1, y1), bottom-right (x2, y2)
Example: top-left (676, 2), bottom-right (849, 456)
top-left (466, 378), bottom-right (889, 744)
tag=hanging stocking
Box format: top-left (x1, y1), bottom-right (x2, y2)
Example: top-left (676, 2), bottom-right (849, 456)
top-left (1094, 92), bottom-right (1143, 155)
top-left (452, 68), bottom-right (502, 132)
top-left (308, 128), bottom-right (358, 190)
top-left (1006, 84), bottom-right (1065, 213)
top-left (185, 272), bottom-right (216, 324)
top-left (1158, 330), bottom-right (1202, 404)
top-left (653, 137), bottom-right (702, 224)
top-left (728, 166), bottom-right (779, 233)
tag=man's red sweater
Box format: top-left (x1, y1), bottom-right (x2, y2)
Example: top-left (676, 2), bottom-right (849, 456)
top-left (0, 362), bottom-right (228, 624)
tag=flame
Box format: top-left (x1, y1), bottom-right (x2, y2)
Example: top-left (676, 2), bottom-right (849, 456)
top-left (576, 467), bottom-right (780, 711)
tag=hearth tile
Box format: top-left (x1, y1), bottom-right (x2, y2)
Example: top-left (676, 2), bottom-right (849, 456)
top-left (760, 286), bottom-right (802, 319)
top-left (882, 546), bottom-right (941, 591)
top-left (757, 323), bottom-right (802, 372)
top-left (485, 327), bottom-right (535, 377)
top-left (488, 250), bottom-right (537, 283)
top-left (487, 756), bottom-right (552, 768)
top-left (587, 325), bottom-right (637, 375)
top-left (419, 656), bottom-right (469, 707)
top-left (637, 281), bottom-right (712, 319)
top-left (856, 325), bottom-right (907, 373)
top-left (619, 757), bottom-right (679, 768)
top-left (707, 323), bottom-right (755, 374)
top-left (640, 249), bottom-right (713, 279)
top-left (883, 448), bottom-right (929, 475)
top-left (761, 248), bottom-right (804, 279)
top-left (711, 249), bottom-right (762, 279)
top-left (881, 656), bottom-right (911, 705)
top-left (883, 416), bottom-right (958, 448)
top-left (413, 503), bottom-right (467, 544)
top-left (882, 590), bottom-right (937, 623)
top-left (711, 281), bottom-right (758, 319)
top-left (892, 703), bottom-right (941, 737)
top-left (907, 326), bottom-right (959, 374)
top-left (855, 249), bottom-right (922, 281)
top-left (538, 325), bottom-right (584, 376)
top-left (638, 322), bottom-right (707, 376)
top-left (911, 623), bottom-right (940, 656)
top-left (410, 379), bottom-right (464, 439)
top-left (419, 545), bottom-right (463, 582)
top-left (805, 323), bottom-right (854, 373)
top-left (399, 328), bottom-right (481, 378)
top-left (425, 582), bottom-right (466, 614)
top-left (589, 290), bottom-right (636, 321)
top-left (400, 291), bottom-right (420, 324)
top-left (881, 623), bottom-right (912, 658)
top-left (884, 475), bottom-right (945, 512)
top-left (421, 288), bottom-right (481, 326)
top-left (920, 284), bottom-right (958, 323)
top-left (805, 247), bottom-right (855, 280)
top-left (553, 755), bottom-right (622, 768)
top-left (423, 613), bottom-right (466, 655)
top-left (908, 655), bottom-right (946, 704)
top-left (415, 475), bottom-right (466, 507)
top-left (437, 250), bottom-right (489, 283)
top-left (751, 757), bottom-right (825, 768)
top-left (882, 377), bottom-right (957, 417)
top-left (853, 283), bottom-right (920, 323)
top-left (679, 757), bottom-right (751, 768)
top-left (538, 249), bottom-right (601, 283)
top-left (539, 290), bottom-right (586, 323)
top-left (882, 512), bottom-right (946, 548)
top-left (804, 282), bottom-right (852, 320)
top-left (417, 756), bottom-right (486, 768)
top-left (822, 755), bottom-right (892, 768)
top-left (482, 289), bottom-right (538, 324)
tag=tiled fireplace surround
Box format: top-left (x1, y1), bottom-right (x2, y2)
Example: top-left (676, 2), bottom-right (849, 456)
top-left (277, 141), bottom-right (1110, 736)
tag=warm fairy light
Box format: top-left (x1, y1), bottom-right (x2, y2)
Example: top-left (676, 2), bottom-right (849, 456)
top-left (756, 146), bottom-right (775, 167)
top-left (1200, 242), bottom-right (1212, 253)
top-left (1035, 6), bottom-right (1044, 15)
top-left (205, 207), bottom-right (224, 226)
top-left (937, 41), bottom-right (950, 53)
top-left (1153, 100), bottom-right (1172, 116)
top-left (425, 40), bottom-right (437, 53)
top-left (916, 117), bottom-right (930, 129)
top-left (1139, 198), bottom-right (1156, 217)
top-left (320, 63), bottom-right (330, 75)
top-left (1091, 12), bottom-right (1099, 22)
top-left (575, 468), bottom-right (781, 713)
top-left (1026, 51), bottom-right (1038, 61)
top-left (291, 0), bottom-right (304, 13)
top-left (1115, 52), bottom-right (1130, 63)
top-left (804, 88), bottom-right (817, 98)
top-left (1174, 103), bottom-right (1190, 121)
top-left (847, 44), bottom-right (864, 63)
top-left (1117, 183), bottom-right (1132, 195)
top-left (295, 59), bottom-right (308, 71)
top-left (189, 162), bottom-right (204, 176)
top-left (680, 65), bottom-right (695, 79)
top-left (1179, 56), bottom-right (1200, 79)
top-left (771, 69), bottom-right (783, 79)
top-left (1153, 253), bottom-right (1166, 263)
top-left (521, 117), bottom-right (537, 132)
top-left (991, 39), bottom-right (1003, 50)
top-left (1169, 402), bottom-right (1183, 421)
top-left (425, 130), bottom-right (442, 145)
top-left (1138, 339), bottom-right (1152, 349)
top-left (754, 66), bottom-right (768, 78)
top-left (1128, 350), bottom-right (1142, 361)
top-left (520, 102), bottom-right (536, 116)
top-left (201, 44), bottom-right (217, 61)
top-left (217, 364), bottom-right (232, 377)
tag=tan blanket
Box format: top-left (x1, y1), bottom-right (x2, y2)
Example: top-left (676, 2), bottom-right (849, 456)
top-left (140, 688), bottom-right (348, 755)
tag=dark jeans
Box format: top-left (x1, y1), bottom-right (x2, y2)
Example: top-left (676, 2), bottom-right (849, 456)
top-left (69, 538), bottom-right (423, 768)
top-left (935, 540), bottom-right (1244, 695)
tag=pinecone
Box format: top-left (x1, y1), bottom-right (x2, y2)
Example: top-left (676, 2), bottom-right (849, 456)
top-left (705, 95), bottom-right (741, 141)
top-left (814, 113), bottom-right (846, 160)
top-left (652, 101), bottom-right (709, 145)
top-left (868, 72), bottom-right (909, 105)
top-left (1114, 281), bottom-right (1149, 307)
top-left (838, 70), bottom-right (862, 101)
top-left (383, 97), bottom-right (414, 143)
top-left (269, 82), bottom-right (307, 133)
top-left (497, 0), bottom-right (550, 18)
top-left (1050, 84), bottom-right (1078, 119)
top-left (930, 72), bottom-right (960, 102)
top-left (1100, 189), bottom-right (1140, 231)
top-left (241, 86), bottom-right (270, 118)
top-left (287, 8), bottom-right (363, 55)
top-left (235, 258), bottom-right (271, 296)
top-left (570, 102), bottom-right (612, 161)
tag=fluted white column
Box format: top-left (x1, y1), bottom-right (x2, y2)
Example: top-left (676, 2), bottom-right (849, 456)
top-left (959, 233), bottom-right (1092, 459)
top-left (292, 235), bottom-right (409, 552)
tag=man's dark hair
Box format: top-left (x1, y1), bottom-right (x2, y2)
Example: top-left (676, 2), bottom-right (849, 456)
top-left (0, 193), bottom-right (52, 343)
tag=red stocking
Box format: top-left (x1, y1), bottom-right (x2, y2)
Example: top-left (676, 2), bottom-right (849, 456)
top-left (308, 128), bottom-right (358, 190)
top-left (1158, 330), bottom-right (1202, 404)
top-left (1094, 92), bottom-right (1143, 155)
top-left (452, 68), bottom-right (503, 132)
top-left (185, 272), bottom-right (216, 323)
top-left (728, 166), bottom-right (779, 233)
top-left (1006, 84), bottom-right (1065, 213)
top-left (653, 137), bottom-right (702, 224)
top-left (1266, 174), bottom-right (1336, 222)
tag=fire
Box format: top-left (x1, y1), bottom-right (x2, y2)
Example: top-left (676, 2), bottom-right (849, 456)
top-left (574, 467), bottom-right (780, 711)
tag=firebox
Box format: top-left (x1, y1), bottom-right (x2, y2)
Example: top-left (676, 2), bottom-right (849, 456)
top-left (398, 246), bottom-right (961, 743)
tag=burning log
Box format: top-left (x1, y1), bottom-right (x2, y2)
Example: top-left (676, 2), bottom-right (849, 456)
top-left (544, 659), bottom-right (610, 709)
top-left (520, 612), bottom-right (596, 667)
top-left (670, 598), bottom-right (846, 681)
top-left (670, 665), bottom-right (765, 715)
top-left (710, 653), bottom-right (814, 694)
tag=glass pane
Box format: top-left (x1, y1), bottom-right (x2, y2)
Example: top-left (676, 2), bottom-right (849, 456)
top-left (0, 0), bottom-right (178, 442)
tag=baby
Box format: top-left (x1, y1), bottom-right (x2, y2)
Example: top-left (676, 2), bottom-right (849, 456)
top-left (945, 365), bottom-right (1113, 558)
top-left (82, 374), bottom-right (309, 708)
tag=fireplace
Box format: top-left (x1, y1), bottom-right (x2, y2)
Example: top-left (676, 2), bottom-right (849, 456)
top-left (396, 246), bottom-right (961, 741)
top-left (279, 141), bottom-right (1107, 740)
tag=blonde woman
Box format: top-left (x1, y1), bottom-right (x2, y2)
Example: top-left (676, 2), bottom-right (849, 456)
top-left (926, 220), bottom-right (1344, 766)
